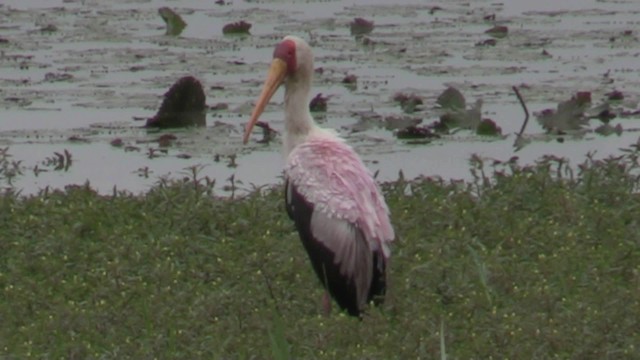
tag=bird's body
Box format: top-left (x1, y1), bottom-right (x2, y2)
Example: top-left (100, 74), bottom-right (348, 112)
top-left (243, 36), bottom-right (395, 316)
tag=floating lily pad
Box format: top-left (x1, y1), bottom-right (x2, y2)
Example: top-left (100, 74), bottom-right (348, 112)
top-left (586, 103), bottom-right (616, 123)
top-left (439, 100), bottom-right (482, 130)
top-left (485, 25), bottom-right (508, 38)
top-left (475, 39), bottom-right (497, 47)
top-left (384, 115), bottom-right (422, 131)
top-left (209, 103), bottom-right (229, 111)
top-left (44, 72), bottom-right (73, 82)
top-left (157, 134), bottom-right (177, 147)
top-left (360, 36), bottom-right (375, 46)
top-left (342, 74), bottom-right (358, 90)
top-left (145, 76), bottom-right (206, 129)
top-left (476, 118), bottom-right (502, 136)
top-left (40, 24), bottom-right (58, 33)
top-left (437, 87), bottom-right (466, 110)
top-left (158, 7), bottom-right (187, 36)
top-left (255, 121), bottom-right (277, 144)
top-left (396, 125), bottom-right (438, 140)
top-left (607, 90), bottom-right (624, 101)
top-left (110, 138), bottom-right (124, 147)
top-left (222, 21), bottom-right (252, 35)
top-left (536, 92), bottom-right (592, 132)
top-left (595, 123), bottom-right (623, 136)
top-left (350, 18), bottom-right (374, 36)
top-left (393, 92), bottom-right (423, 114)
top-left (309, 93), bottom-right (328, 112)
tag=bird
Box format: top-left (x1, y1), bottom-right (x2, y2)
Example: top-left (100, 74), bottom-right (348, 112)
top-left (243, 35), bottom-right (395, 317)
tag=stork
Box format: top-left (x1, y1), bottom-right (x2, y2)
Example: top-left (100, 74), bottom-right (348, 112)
top-left (243, 36), bottom-right (395, 317)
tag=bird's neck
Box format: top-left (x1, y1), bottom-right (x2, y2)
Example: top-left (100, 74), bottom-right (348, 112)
top-left (283, 77), bottom-right (316, 154)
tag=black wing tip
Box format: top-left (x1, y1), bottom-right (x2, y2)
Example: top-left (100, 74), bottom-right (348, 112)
top-left (367, 250), bottom-right (387, 304)
top-left (286, 181), bottom-right (388, 318)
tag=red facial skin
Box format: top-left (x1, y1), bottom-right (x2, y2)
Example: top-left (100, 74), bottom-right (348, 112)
top-left (273, 39), bottom-right (296, 75)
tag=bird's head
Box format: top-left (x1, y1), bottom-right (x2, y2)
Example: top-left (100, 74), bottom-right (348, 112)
top-left (243, 36), bottom-right (313, 144)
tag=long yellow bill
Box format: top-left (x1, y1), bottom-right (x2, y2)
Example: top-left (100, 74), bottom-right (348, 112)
top-left (242, 58), bottom-right (288, 144)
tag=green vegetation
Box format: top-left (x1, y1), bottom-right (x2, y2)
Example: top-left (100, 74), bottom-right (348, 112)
top-left (1, 152), bottom-right (639, 359)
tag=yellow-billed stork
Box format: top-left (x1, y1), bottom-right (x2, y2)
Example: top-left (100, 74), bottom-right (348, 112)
top-left (243, 35), bottom-right (395, 317)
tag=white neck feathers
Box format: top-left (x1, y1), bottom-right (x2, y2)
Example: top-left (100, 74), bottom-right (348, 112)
top-left (283, 73), bottom-right (316, 154)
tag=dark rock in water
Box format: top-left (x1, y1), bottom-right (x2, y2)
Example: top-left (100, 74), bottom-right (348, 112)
top-left (146, 76), bottom-right (206, 128)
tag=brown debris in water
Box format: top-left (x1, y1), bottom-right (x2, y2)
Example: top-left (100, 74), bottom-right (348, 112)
top-left (40, 24), bottom-right (58, 33)
top-left (485, 25), bottom-right (508, 39)
top-left (110, 138), bottom-right (124, 147)
top-left (350, 18), bottom-right (374, 36)
top-left (607, 90), bottom-right (624, 101)
top-left (145, 76), bottom-right (206, 128)
top-left (475, 39), bottom-right (497, 47)
top-left (157, 134), bottom-right (177, 147)
top-left (223, 21), bottom-right (252, 35)
top-left (396, 125), bottom-right (439, 140)
top-left (209, 103), bottom-right (229, 111)
top-left (429, 6), bottom-right (443, 15)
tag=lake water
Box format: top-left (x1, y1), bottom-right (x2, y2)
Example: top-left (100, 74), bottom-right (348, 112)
top-left (1, 0), bottom-right (639, 194)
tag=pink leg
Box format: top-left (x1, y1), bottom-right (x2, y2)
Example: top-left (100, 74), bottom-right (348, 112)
top-left (322, 291), bottom-right (332, 316)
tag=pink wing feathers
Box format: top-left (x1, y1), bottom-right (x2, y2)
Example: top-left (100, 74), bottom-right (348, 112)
top-left (285, 132), bottom-right (395, 257)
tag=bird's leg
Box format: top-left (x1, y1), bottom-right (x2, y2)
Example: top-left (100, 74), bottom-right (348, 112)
top-left (322, 291), bottom-right (332, 316)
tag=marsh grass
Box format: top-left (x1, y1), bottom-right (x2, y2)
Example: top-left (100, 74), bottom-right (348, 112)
top-left (1, 152), bottom-right (639, 358)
